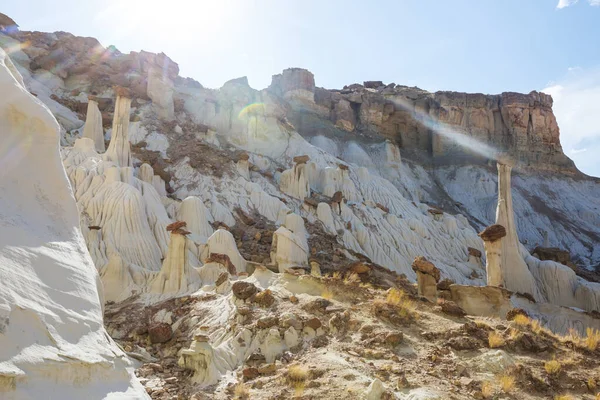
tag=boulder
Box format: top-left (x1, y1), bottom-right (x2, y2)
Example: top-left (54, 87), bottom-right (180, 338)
top-left (232, 281), bottom-right (258, 300)
top-left (148, 322), bottom-right (173, 344)
top-left (478, 224), bottom-right (507, 242)
top-left (412, 256), bottom-right (441, 282)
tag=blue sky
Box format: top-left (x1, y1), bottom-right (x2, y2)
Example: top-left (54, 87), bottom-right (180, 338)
top-left (3, 0), bottom-right (600, 176)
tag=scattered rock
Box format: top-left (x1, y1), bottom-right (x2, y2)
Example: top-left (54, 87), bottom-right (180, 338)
top-left (467, 247), bottom-right (482, 258)
top-left (148, 322), bottom-right (173, 344)
top-left (305, 317), bottom-right (322, 330)
top-left (304, 298), bottom-right (332, 313)
top-left (438, 299), bottom-right (466, 317)
top-left (383, 332), bottom-right (403, 346)
top-left (257, 316), bottom-right (279, 329)
top-left (243, 367), bottom-right (259, 381)
top-left (232, 281), bottom-right (258, 300)
top-left (253, 289), bottom-right (275, 307)
top-left (258, 363), bottom-right (277, 375)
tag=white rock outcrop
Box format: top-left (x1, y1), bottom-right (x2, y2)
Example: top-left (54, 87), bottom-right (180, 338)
top-left (0, 49), bottom-right (147, 399)
top-left (82, 95), bottom-right (105, 152)
top-left (105, 87), bottom-right (132, 167)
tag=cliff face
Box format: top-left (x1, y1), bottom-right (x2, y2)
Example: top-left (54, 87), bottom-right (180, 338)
top-left (269, 68), bottom-right (574, 172)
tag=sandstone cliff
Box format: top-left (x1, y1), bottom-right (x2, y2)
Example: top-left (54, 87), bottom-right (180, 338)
top-left (270, 68), bottom-right (575, 172)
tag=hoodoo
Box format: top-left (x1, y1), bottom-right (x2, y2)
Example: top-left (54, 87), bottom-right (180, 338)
top-left (495, 157), bottom-right (542, 300)
top-left (105, 86), bottom-right (132, 167)
top-left (82, 95), bottom-right (105, 152)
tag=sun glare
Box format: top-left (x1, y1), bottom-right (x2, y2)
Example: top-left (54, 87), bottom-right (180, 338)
top-left (100, 0), bottom-right (238, 51)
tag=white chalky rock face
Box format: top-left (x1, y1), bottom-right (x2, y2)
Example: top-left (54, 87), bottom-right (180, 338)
top-left (280, 162), bottom-right (310, 200)
top-left (202, 229), bottom-right (247, 274)
top-left (105, 94), bottom-right (132, 167)
top-left (0, 49), bottom-right (147, 399)
top-left (82, 98), bottom-right (105, 152)
top-left (177, 196), bottom-right (214, 240)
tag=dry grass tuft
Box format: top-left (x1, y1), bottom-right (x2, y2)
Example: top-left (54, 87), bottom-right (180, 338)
top-left (545, 359), bottom-right (561, 375)
top-left (475, 319), bottom-right (492, 329)
top-left (588, 377), bottom-right (597, 392)
top-left (386, 288), bottom-right (417, 321)
top-left (554, 395), bottom-right (574, 400)
top-left (481, 380), bottom-right (494, 398)
top-left (321, 288), bottom-right (334, 300)
top-left (584, 327), bottom-right (600, 351)
top-left (512, 314), bottom-right (530, 326)
top-left (530, 319), bottom-right (544, 335)
top-left (488, 331), bottom-right (505, 348)
top-left (233, 382), bottom-right (250, 399)
top-left (509, 328), bottom-right (522, 341)
top-left (500, 374), bottom-right (515, 393)
top-left (343, 272), bottom-right (361, 284)
top-left (287, 364), bottom-right (309, 396)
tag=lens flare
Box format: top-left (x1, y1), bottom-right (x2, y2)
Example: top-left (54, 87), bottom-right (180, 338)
top-left (390, 97), bottom-right (500, 161)
top-left (238, 103), bottom-right (266, 119)
top-left (4, 40), bottom-right (30, 55)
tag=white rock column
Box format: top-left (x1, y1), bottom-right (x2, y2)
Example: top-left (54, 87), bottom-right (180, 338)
top-left (478, 224), bottom-right (507, 287)
top-left (105, 87), bottom-right (132, 167)
top-left (495, 159), bottom-right (541, 300)
top-left (82, 95), bottom-right (105, 152)
top-left (149, 221), bottom-right (201, 295)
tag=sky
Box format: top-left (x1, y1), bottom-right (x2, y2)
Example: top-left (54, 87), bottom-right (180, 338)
top-left (3, 0), bottom-right (600, 176)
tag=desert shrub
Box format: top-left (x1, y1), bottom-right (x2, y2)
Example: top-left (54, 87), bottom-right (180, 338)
top-left (488, 331), bottom-right (505, 348)
top-left (233, 383), bottom-right (249, 399)
top-left (500, 374), bottom-right (515, 393)
top-left (545, 359), bottom-right (561, 375)
top-left (481, 380), bottom-right (494, 398)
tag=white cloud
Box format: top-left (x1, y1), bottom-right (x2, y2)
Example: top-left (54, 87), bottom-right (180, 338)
top-left (557, 0), bottom-right (600, 7)
top-left (556, 0), bottom-right (578, 8)
top-left (542, 67), bottom-right (600, 177)
top-left (570, 148), bottom-right (588, 154)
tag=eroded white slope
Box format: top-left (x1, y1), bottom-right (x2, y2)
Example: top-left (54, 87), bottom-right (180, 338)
top-left (0, 49), bottom-right (148, 399)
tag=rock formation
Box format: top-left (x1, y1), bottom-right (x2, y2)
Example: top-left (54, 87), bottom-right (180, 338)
top-left (105, 86), bottom-right (132, 167)
top-left (0, 48), bottom-right (147, 399)
top-left (479, 224), bottom-right (507, 287)
top-left (149, 222), bottom-right (201, 294)
top-left (494, 158), bottom-right (541, 300)
top-left (82, 95), bottom-right (105, 152)
top-left (412, 256), bottom-right (441, 301)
